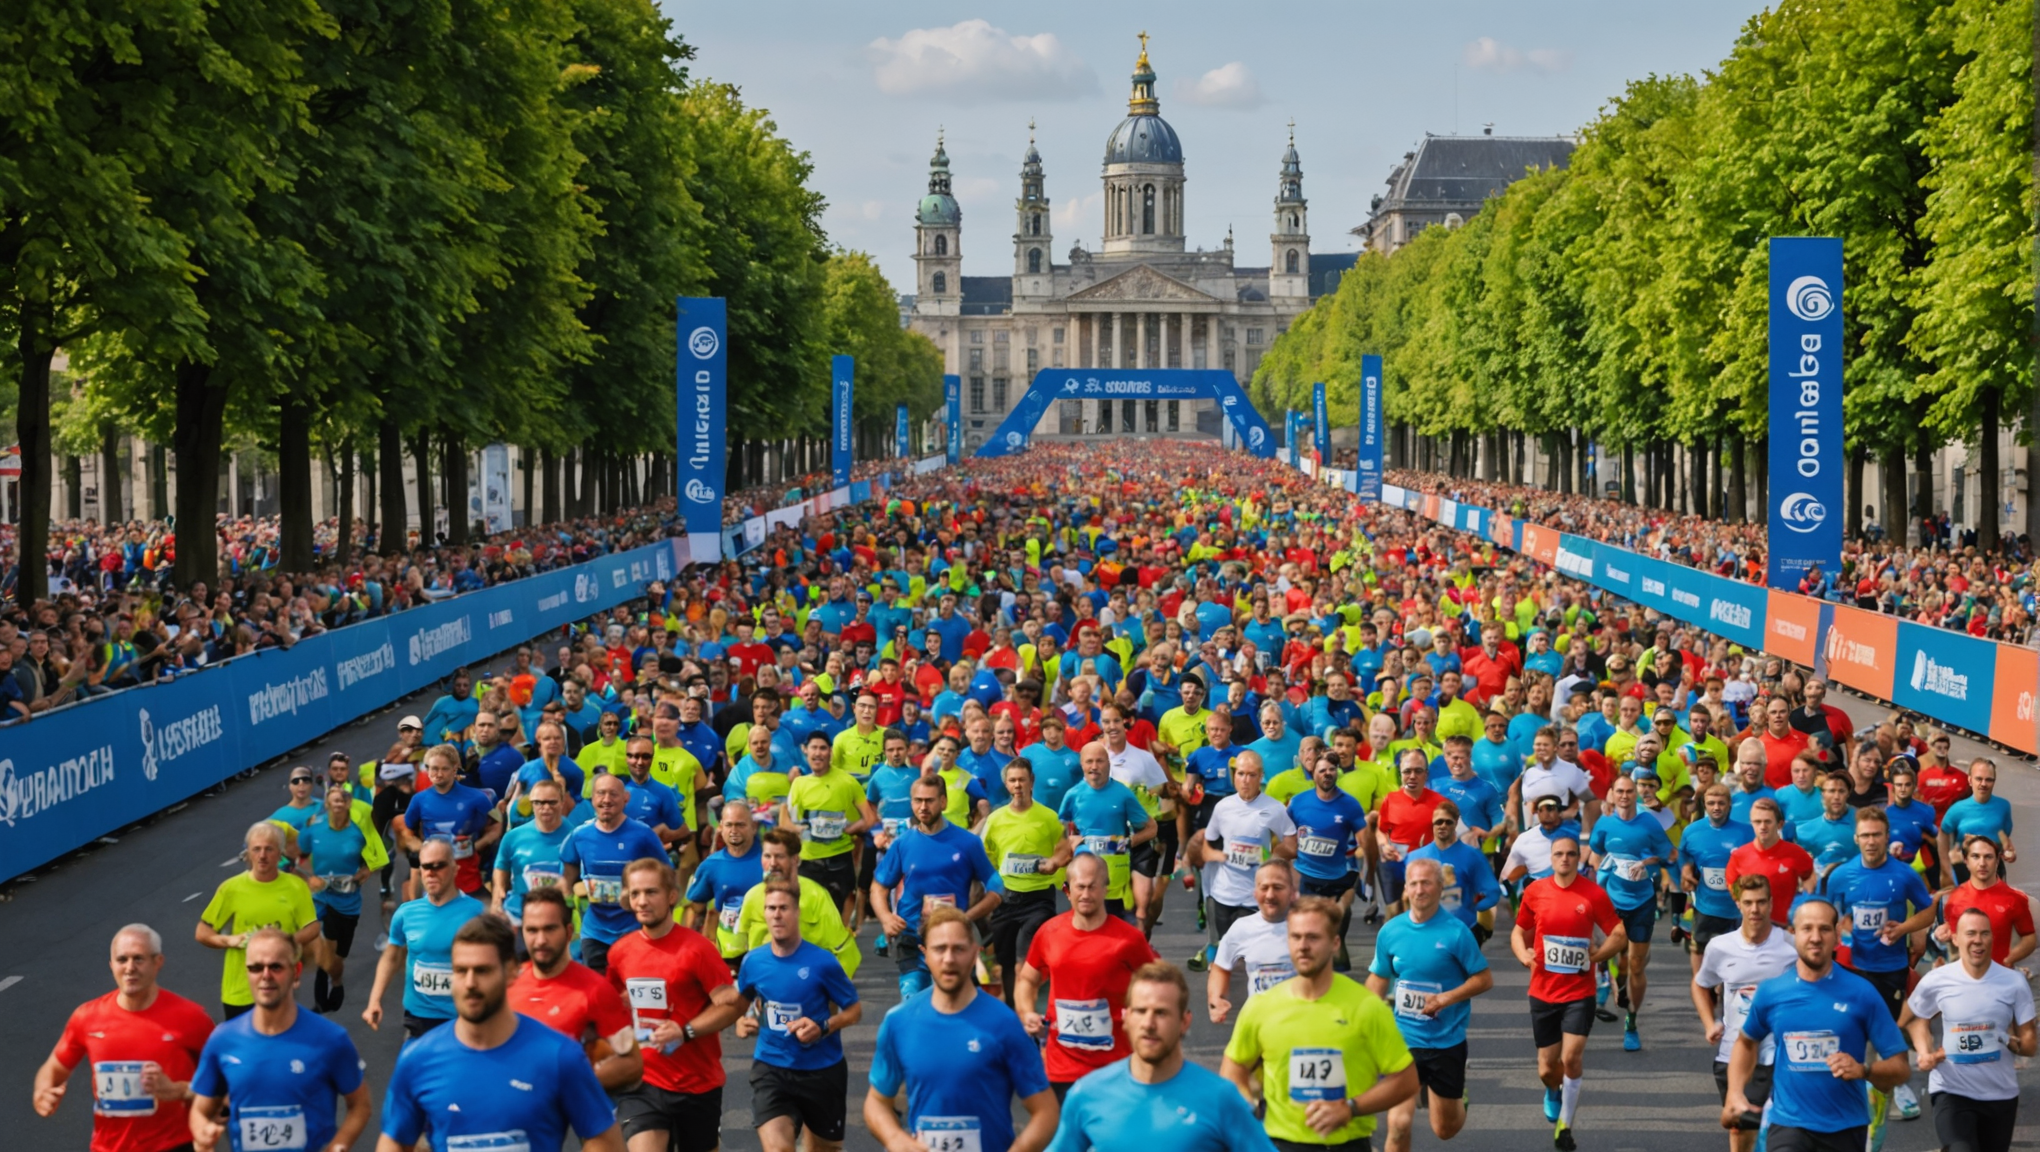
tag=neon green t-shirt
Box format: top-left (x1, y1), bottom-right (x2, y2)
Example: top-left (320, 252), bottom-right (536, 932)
top-left (982, 802), bottom-right (1066, 894)
top-left (201, 872), bottom-right (318, 1006)
top-left (831, 726), bottom-right (886, 782)
top-left (786, 770), bottom-right (867, 860)
top-left (1224, 975), bottom-right (1414, 1144)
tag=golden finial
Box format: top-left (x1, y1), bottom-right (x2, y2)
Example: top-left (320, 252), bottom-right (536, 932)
top-left (1137, 31), bottom-right (1150, 65)
top-left (1028, 118), bottom-right (1036, 144)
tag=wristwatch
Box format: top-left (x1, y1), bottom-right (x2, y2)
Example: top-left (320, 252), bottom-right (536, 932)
top-left (681, 1023), bottom-right (696, 1043)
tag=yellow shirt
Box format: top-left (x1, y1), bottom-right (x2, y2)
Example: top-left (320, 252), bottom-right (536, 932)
top-left (578, 738), bottom-right (630, 797)
top-left (649, 743), bottom-right (702, 828)
top-left (735, 875), bottom-right (862, 977)
top-left (1224, 975), bottom-right (1414, 1144)
top-left (982, 802), bottom-right (1066, 893)
top-left (831, 726), bottom-right (887, 781)
top-left (201, 872), bottom-right (318, 1006)
top-left (786, 770), bottom-right (867, 860)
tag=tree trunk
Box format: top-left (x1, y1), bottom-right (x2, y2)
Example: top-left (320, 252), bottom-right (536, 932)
top-left (1578, 432), bottom-right (1592, 497)
top-left (378, 418), bottom-right (408, 556)
top-left (363, 445), bottom-right (377, 548)
top-left (172, 361), bottom-right (228, 587)
top-left (1693, 439), bottom-right (1709, 520)
top-left (1880, 445), bottom-right (1905, 545)
top-left (1914, 443), bottom-right (1935, 546)
top-left (1755, 436), bottom-right (1769, 526)
top-left (443, 431), bottom-right (469, 545)
top-left (409, 428), bottom-right (434, 543)
top-left (98, 423), bottom-right (124, 523)
top-left (1556, 435), bottom-right (1574, 495)
top-left (1621, 443), bottom-right (1636, 504)
top-left (1979, 389), bottom-right (2002, 551)
top-left (541, 447), bottom-right (560, 524)
top-left (13, 307), bottom-right (54, 601)
top-left (1728, 432), bottom-right (1747, 524)
top-left (335, 438), bottom-right (355, 566)
top-left (521, 447), bottom-right (535, 528)
top-left (1846, 445), bottom-right (1866, 540)
top-left (278, 394), bottom-right (314, 570)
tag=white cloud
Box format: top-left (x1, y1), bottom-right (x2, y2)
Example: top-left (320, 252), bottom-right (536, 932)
top-left (1462, 37), bottom-right (1572, 74)
top-left (1176, 62), bottom-right (1263, 108)
top-left (868, 20), bottom-right (1096, 103)
top-left (1054, 190), bottom-right (1102, 234)
top-left (952, 175), bottom-right (1000, 204)
top-left (859, 200), bottom-right (887, 221)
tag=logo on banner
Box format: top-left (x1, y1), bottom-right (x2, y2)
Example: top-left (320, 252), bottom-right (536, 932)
top-left (248, 670), bottom-right (331, 725)
top-left (1785, 276), bottom-right (1834, 322)
top-left (684, 479), bottom-right (716, 505)
top-left (1248, 427), bottom-right (1266, 450)
top-left (140, 705), bottom-right (226, 783)
top-left (688, 327), bottom-right (720, 359)
top-left (336, 642), bottom-right (396, 691)
top-left (1824, 621), bottom-right (1881, 669)
top-left (1909, 651), bottom-right (1970, 701)
top-left (1005, 432), bottom-right (1024, 449)
top-left (575, 574), bottom-right (599, 604)
top-left (0, 745), bottom-right (118, 828)
top-left (1062, 378), bottom-right (1081, 395)
top-left (407, 619), bottom-right (472, 667)
top-left (1709, 599), bottom-right (1753, 631)
top-left (1778, 492), bottom-right (1827, 534)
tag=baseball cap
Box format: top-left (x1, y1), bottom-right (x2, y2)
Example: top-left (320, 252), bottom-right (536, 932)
top-left (398, 715), bottom-right (423, 731)
top-left (378, 761), bottom-right (417, 782)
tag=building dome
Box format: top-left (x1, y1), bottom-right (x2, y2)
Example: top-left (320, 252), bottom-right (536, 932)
top-left (1104, 115), bottom-right (1183, 165)
top-left (917, 132), bottom-right (960, 225)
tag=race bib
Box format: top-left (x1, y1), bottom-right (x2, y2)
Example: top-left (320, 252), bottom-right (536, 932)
top-left (237, 1105), bottom-right (307, 1150)
top-left (1224, 838), bottom-right (1265, 871)
top-left (1395, 980), bottom-right (1440, 1020)
top-left (881, 817), bottom-right (904, 838)
top-left (522, 867), bottom-right (562, 892)
top-left (411, 961), bottom-right (453, 999)
top-left (1541, 935), bottom-right (1590, 975)
top-left (1381, 840), bottom-right (1408, 862)
top-left (1851, 905), bottom-right (1887, 936)
top-left (1298, 833), bottom-right (1338, 859)
top-left (626, 976), bottom-right (667, 1012)
top-left (806, 811), bottom-right (846, 841)
top-left (1701, 866), bottom-right (1728, 891)
top-left (1606, 855), bottom-right (1646, 883)
top-left (718, 901), bottom-right (741, 933)
top-left (91, 1062), bottom-right (155, 1117)
top-left (917, 1117), bottom-right (983, 1152)
top-left (922, 892), bottom-right (958, 916)
top-left (447, 1134), bottom-right (532, 1152)
top-left (1250, 963), bottom-right (1295, 996)
top-left (1083, 835), bottom-right (1129, 858)
top-left (586, 875), bottom-right (624, 905)
top-left (765, 1000), bottom-right (804, 1034)
top-left (1053, 997), bottom-right (1115, 1050)
top-left (452, 835), bottom-right (475, 861)
top-left (1287, 1047), bottom-right (1347, 1101)
top-left (320, 874), bottom-right (358, 895)
top-left (1950, 1021), bottom-right (2003, 1065)
top-left (1782, 1030), bottom-right (1840, 1071)
top-left (1001, 853), bottom-right (1045, 878)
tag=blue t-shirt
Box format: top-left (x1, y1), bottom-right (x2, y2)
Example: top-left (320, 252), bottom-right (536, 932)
top-left (558, 818), bottom-right (669, 944)
top-left (1823, 857), bottom-right (1932, 972)
top-left (191, 1009), bottom-right (363, 1152)
top-left (780, 704), bottom-right (844, 747)
top-left (1436, 774), bottom-right (1505, 836)
top-left (1588, 811), bottom-right (1676, 912)
top-left (1741, 963), bottom-right (1907, 1133)
top-left (420, 693), bottom-right (482, 750)
top-left (927, 614), bottom-right (972, 663)
top-left (1574, 713), bottom-right (1615, 754)
top-left (1286, 788), bottom-right (1365, 883)
top-left (390, 892), bottom-right (487, 1019)
top-left (1245, 730), bottom-right (1301, 780)
top-left (507, 760), bottom-right (586, 826)
top-left (381, 1016), bottom-right (616, 1151)
top-left (403, 783), bottom-right (495, 859)
top-left (1185, 743), bottom-right (1240, 798)
top-left (1775, 784), bottom-right (1825, 829)
top-left (1470, 738), bottom-right (1522, 793)
top-left (1729, 785), bottom-right (1776, 826)
top-left (1058, 780), bottom-right (1150, 847)
top-left (472, 744), bottom-right (525, 799)
top-left (622, 776), bottom-right (687, 833)
top-left (1047, 1057), bottom-right (1276, 1152)
top-left (874, 821), bottom-right (1003, 935)
top-left (737, 939), bottom-right (861, 1070)
top-left (1368, 908), bottom-right (1491, 1049)
top-left (684, 840), bottom-right (765, 944)
top-left (957, 747), bottom-right (1016, 808)
top-left (1943, 795), bottom-right (2014, 849)
top-left (1679, 817), bottom-right (1755, 920)
top-left (1794, 813), bottom-right (1857, 870)
top-left (724, 754), bottom-right (791, 803)
top-left (299, 817), bottom-right (371, 917)
top-left (496, 819), bottom-right (575, 921)
top-left (865, 764), bottom-right (921, 834)
top-left (1407, 840), bottom-right (1502, 926)
top-left (1019, 743), bottom-right (1082, 814)
top-left (870, 989), bottom-right (1050, 1152)
top-left (1882, 799), bottom-right (1937, 863)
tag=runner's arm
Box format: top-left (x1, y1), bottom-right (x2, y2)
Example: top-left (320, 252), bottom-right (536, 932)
top-left (362, 943), bottom-right (405, 1030)
top-left (1689, 976), bottom-right (1723, 1046)
top-left (31, 1054), bottom-right (71, 1117)
top-left (1720, 1033), bottom-right (1762, 1127)
top-left (863, 1086), bottom-right (931, 1152)
top-left (1217, 1053), bottom-right (1260, 1106)
top-left (194, 915), bottom-right (244, 951)
top-left (1206, 963), bottom-right (1235, 1024)
top-left (333, 1081), bottom-right (373, 1151)
top-left (1270, 831), bottom-right (1298, 861)
top-left (589, 1029), bottom-right (645, 1091)
top-left (684, 982), bottom-right (745, 1039)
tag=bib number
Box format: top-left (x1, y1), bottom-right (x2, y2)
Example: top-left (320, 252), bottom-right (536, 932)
top-left (522, 867), bottom-right (562, 892)
top-left (1851, 905), bottom-right (1887, 936)
top-left (1381, 840), bottom-right (1408, 862)
top-left (1702, 866), bottom-right (1728, 891)
top-left (1782, 1030), bottom-right (1840, 1071)
top-left (765, 1001), bottom-right (804, 1034)
top-left (1288, 1047), bottom-right (1348, 1102)
top-left (1082, 835), bottom-right (1128, 858)
top-left (237, 1105), bottom-right (307, 1150)
top-left (881, 817), bottom-right (904, 838)
top-left (917, 1117), bottom-right (983, 1152)
top-left (411, 961), bottom-right (453, 999)
top-left (807, 811), bottom-right (846, 842)
top-left (1224, 839), bottom-right (1265, 870)
top-left (320, 874), bottom-right (358, 895)
top-left (1541, 935), bottom-right (1590, 975)
top-left (1298, 834), bottom-right (1338, 859)
top-left (921, 892), bottom-right (957, 916)
top-left (718, 902), bottom-right (741, 933)
top-left (1053, 998), bottom-right (1115, 1050)
top-left (626, 977), bottom-right (667, 1012)
top-left (586, 875), bottom-right (624, 905)
top-left (1950, 1021), bottom-right (2003, 1064)
top-left (91, 1062), bottom-right (155, 1117)
top-left (452, 835), bottom-right (475, 861)
top-left (1250, 963), bottom-right (1295, 996)
top-left (447, 1135), bottom-right (533, 1152)
top-left (1395, 980), bottom-right (1440, 1020)
top-left (1607, 855), bottom-right (1646, 883)
top-left (1002, 853), bottom-right (1045, 878)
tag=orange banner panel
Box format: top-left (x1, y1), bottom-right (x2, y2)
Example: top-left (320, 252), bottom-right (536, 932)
top-left (1989, 643), bottom-right (2038, 755)
top-left (1764, 591), bottom-right (1822, 667)
top-left (1822, 604), bottom-right (1898, 699)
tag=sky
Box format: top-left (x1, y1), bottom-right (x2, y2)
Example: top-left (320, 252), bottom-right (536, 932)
top-left (658, 1), bottom-right (1768, 290)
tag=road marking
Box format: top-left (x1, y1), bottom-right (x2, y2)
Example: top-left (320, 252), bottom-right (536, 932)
top-left (184, 892), bottom-right (204, 903)
top-left (0, 976), bottom-right (22, 993)
top-left (220, 858), bottom-right (240, 868)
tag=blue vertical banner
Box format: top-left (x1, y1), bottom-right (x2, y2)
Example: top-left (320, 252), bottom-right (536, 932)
top-left (1356, 353), bottom-right (1383, 501)
top-left (675, 297), bottom-right (726, 566)
top-left (1284, 410), bottom-right (1298, 454)
top-left (831, 354), bottom-right (855, 488)
top-left (1767, 237), bottom-right (1844, 588)
top-left (1312, 382), bottom-right (1330, 465)
top-left (944, 374), bottom-right (962, 464)
top-left (895, 402), bottom-right (911, 458)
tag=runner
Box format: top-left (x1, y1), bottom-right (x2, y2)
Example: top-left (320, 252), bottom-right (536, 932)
top-left (1012, 853), bottom-right (1158, 1097)
top-left (604, 856), bottom-right (744, 1152)
top-left (1286, 750), bottom-right (1366, 962)
top-left (1909, 836), bottom-right (2037, 967)
top-left (1060, 739), bottom-right (1156, 921)
top-left (1365, 858), bottom-right (1494, 1152)
top-left (1208, 859), bottom-right (1300, 1023)
top-left (1691, 876), bottom-right (1795, 1152)
top-left (1510, 836), bottom-right (1627, 1151)
top-left (1681, 783), bottom-right (1755, 976)
top-left (864, 906), bottom-right (1058, 1152)
top-left (1047, 962), bottom-right (1276, 1152)
top-left (1586, 774), bottom-right (1675, 1051)
top-left (364, 838), bottom-right (487, 1040)
top-left (196, 822), bottom-right (321, 1020)
top-left (735, 828), bottom-right (864, 978)
top-left (1723, 896), bottom-right (1911, 1152)
top-left (34, 924), bottom-right (215, 1152)
top-left (1823, 805), bottom-right (1933, 1120)
top-left (1793, 775), bottom-right (1858, 873)
top-left (732, 879), bottom-right (863, 1152)
top-left (393, 742), bottom-right (499, 900)
top-left (491, 776), bottom-right (579, 934)
top-left (1221, 895), bottom-right (1419, 1152)
top-left (870, 774), bottom-right (1004, 996)
top-left (985, 758), bottom-right (1075, 1007)
top-left (1190, 750), bottom-right (1297, 972)
top-left (1902, 907), bottom-right (2038, 1152)
top-left (615, 733), bottom-right (690, 852)
top-left (1501, 796), bottom-right (1571, 886)
top-left (1372, 751), bottom-right (1446, 917)
top-left (298, 782), bottom-right (386, 1012)
top-left (1726, 799), bottom-right (1815, 926)
top-left (508, 886), bottom-right (643, 1089)
top-left (558, 772), bottom-right (669, 974)
top-left (1940, 759), bottom-right (2016, 881)
top-left (1100, 702), bottom-right (1174, 936)
top-left (375, 915), bottom-right (623, 1152)
top-left (784, 729), bottom-right (879, 918)
top-left (187, 929), bottom-right (370, 1152)
top-left (683, 798), bottom-right (766, 974)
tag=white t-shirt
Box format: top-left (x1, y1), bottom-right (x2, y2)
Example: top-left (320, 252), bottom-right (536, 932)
top-left (1202, 793), bottom-right (1297, 907)
top-left (1107, 743), bottom-right (1168, 795)
top-left (1907, 961), bottom-right (2037, 1101)
top-left (1693, 927), bottom-right (1797, 1064)
top-left (1214, 912), bottom-right (1294, 999)
top-left (1517, 761), bottom-right (1593, 824)
top-left (1503, 825), bottom-right (1564, 882)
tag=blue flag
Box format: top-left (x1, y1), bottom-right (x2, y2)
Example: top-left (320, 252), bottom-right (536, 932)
top-left (895, 402), bottom-right (911, 458)
top-left (676, 297), bottom-right (726, 566)
top-left (1312, 381), bottom-right (1330, 465)
top-left (1767, 237), bottom-right (1843, 588)
top-left (944, 374), bottom-right (962, 464)
top-left (1357, 354), bottom-right (1383, 500)
top-left (831, 355), bottom-right (855, 488)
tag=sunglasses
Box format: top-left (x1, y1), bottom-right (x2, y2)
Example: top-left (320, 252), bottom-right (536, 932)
top-left (244, 961), bottom-right (292, 974)
top-left (289, 777), bottom-right (313, 785)
top-left (1431, 818), bottom-right (1456, 827)
top-left (417, 861), bottom-right (452, 873)
top-left (625, 753), bottom-right (654, 763)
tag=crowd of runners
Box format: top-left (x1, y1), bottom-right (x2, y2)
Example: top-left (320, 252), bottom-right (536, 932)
top-left (30, 440), bottom-right (2037, 1152)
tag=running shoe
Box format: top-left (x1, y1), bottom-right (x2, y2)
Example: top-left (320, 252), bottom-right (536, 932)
top-left (1893, 1083), bottom-right (1920, 1120)
top-left (1187, 951), bottom-right (1208, 973)
top-left (1623, 1027), bottom-right (1641, 1052)
top-left (1543, 1086), bottom-right (1561, 1123)
top-left (1554, 1121), bottom-right (1576, 1151)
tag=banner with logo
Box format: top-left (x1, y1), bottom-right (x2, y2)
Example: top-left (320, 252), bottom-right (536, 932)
top-left (944, 374), bottom-right (961, 464)
top-left (1816, 604), bottom-right (1898, 698)
top-left (1312, 382), bottom-right (1330, 466)
top-left (831, 355), bottom-right (855, 488)
top-left (977, 369), bottom-right (1275, 458)
top-left (1764, 591), bottom-right (1827, 667)
top-left (1356, 354), bottom-right (1383, 502)
top-left (1767, 237), bottom-right (1843, 588)
top-left (1891, 622), bottom-right (1996, 737)
top-left (1284, 410), bottom-right (1298, 454)
top-left (676, 297), bottom-right (726, 566)
top-left (895, 402), bottom-right (911, 458)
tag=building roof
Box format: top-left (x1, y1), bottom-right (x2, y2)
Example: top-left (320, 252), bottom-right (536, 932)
top-left (1368, 133), bottom-right (1574, 219)
top-left (960, 276), bottom-right (1012, 315)
top-left (1308, 252), bottom-right (1356, 297)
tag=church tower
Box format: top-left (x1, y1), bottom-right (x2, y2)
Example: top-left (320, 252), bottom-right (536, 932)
top-left (1269, 122), bottom-right (1311, 300)
top-left (1013, 121), bottom-right (1054, 300)
top-left (914, 131), bottom-right (961, 316)
top-left (1100, 34), bottom-right (1186, 257)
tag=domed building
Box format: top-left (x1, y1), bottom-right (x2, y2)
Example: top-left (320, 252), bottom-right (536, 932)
top-left (909, 35), bottom-right (1349, 453)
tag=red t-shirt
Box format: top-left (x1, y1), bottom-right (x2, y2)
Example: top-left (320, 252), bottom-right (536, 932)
top-left (52, 989), bottom-right (215, 1152)
top-left (605, 925), bottom-right (734, 1093)
top-left (512, 960), bottom-right (633, 1048)
top-left (1377, 788), bottom-right (1447, 856)
top-left (1516, 875), bottom-right (1620, 1003)
top-left (1944, 882), bottom-right (2036, 965)
top-left (1759, 729), bottom-right (1811, 790)
top-left (1726, 839), bottom-right (1816, 924)
top-left (1915, 765), bottom-right (1972, 821)
top-left (869, 679), bottom-right (908, 726)
top-left (1023, 913), bottom-right (1159, 1082)
top-left (727, 641), bottom-right (774, 679)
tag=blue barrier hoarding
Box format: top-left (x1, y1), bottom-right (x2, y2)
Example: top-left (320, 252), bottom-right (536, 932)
top-left (1891, 622), bottom-right (1997, 736)
top-left (895, 402), bottom-right (910, 458)
top-left (676, 297), bottom-right (726, 567)
top-left (1767, 237), bottom-right (1843, 588)
top-left (1312, 382), bottom-right (1330, 465)
top-left (944, 374), bottom-right (961, 464)
top-left (1356, 354), bottom-right (1383, 502)
top-left (831, 354), bottom-right (855, 488)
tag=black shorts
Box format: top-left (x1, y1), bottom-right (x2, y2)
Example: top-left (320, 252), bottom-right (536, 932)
top-left (1691, 912), bottom-right (1737, 957)
top-left (1409, 1042), bottom-right (1468, 1102)
top-left (1299, 874), bottom-right (1353, 900)
top-left (581, 936), bottom-right (614, 975)
top-left (1931, 1091), bottom-right (2020, 1152)
top-left (1766, 1125), bottom-right (1867, 1152)
top-left (1528, 995), bottom-right (1596, 1048)
top-left (855, 838), bottom-right (877, 891)
top-left (317, 908), bottom-right (360, 957)
top-left (800, 854), bottom-right (856, 910)
top-left (1851, 965), bottom-right (1907, 1021)
top-left (1273, 1139), bottom-right (1371, 1152)
top-left (1131, 833), bottom-right (1163, 878)
top-left (617, 1082), bottom-right (723, 1152)
top-left (1711, 1060), bottom-right (1773, 1125)
top-left (751, 1059), bottom-right (847, 1141)
top-left (402, 1011), bottom-right (449, 1040)
top-left (1616, 899), bottom-right (1656, 946)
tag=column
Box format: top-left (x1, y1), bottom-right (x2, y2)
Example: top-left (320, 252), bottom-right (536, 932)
top-left (1113, 312), bottom-right (1124, 371)
top-left (1178, 312), bottom-right (1190, 370)
top-left (1134, 311), bottom-right (1146, 369)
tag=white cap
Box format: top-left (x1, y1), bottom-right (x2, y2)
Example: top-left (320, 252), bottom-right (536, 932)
top-left (377, 761), bottom-right (417, 782)
top-left (398, 715), bottom-right (424, 731)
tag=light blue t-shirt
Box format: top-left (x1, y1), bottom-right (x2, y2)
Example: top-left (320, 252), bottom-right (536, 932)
top-left (1407, 840), bottom-right (1502, 926)
top-left (1019, 743), bottom-right (1082, 814)
top-left (496, 819), bottom-right (575, 921)
top-left (1774, 783), bottom-right (1825, 829)
top-left (390, 891), bottom-right (487, 1020)
top-left (1245, 730), bottom-right (1302, 781)
top-left (1470, 738), bottom-right (1523, 793)
top-left (1287, 788), bottom-right (1365, 883)
top-left (1794, 812), bottom-right (1858, 870)
top-left (737, 939), bottom-right (860, 1070)
top-left (1368, 908), bottom-right (1491, 1049)
top-left (1679, 817), bottom-right (1754, 920)
top-left (1436, 774), bottom-right (1505, 836)
top-left (1058, 779), bottom-right (1151, 849)
top-left (1587, 810), bottom-right (1676, 912)
top-left (299, 817), bottom-right (370, 917)
top-left (1046, 1057), bottom-right (1275, 1152)
top-left (1943, 795), bottom-right (2014, 849)
top-left (869, 990), bottom-right (1051, 1152)
top-left (1742, 961), bottom-right (1907, 1133)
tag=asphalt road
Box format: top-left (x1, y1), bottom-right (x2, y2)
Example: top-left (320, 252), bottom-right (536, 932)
top-left (4, 669), bottom-right (2037, 1152)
